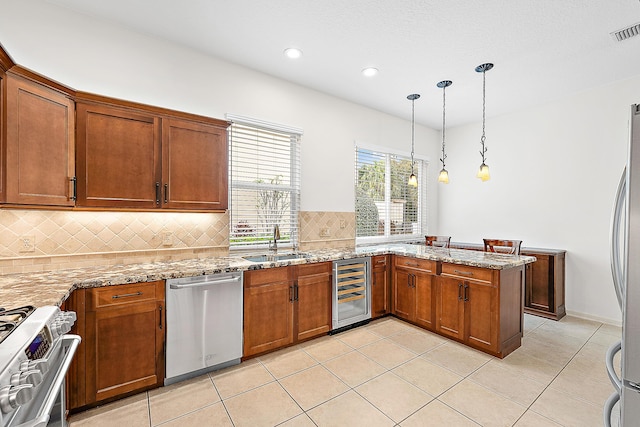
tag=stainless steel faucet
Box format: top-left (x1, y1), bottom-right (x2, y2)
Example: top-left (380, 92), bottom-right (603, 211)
top-left (269, 224), bottom-right (280, 252)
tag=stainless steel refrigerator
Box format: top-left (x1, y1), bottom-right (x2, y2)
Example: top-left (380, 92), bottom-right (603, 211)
top-left (606, 103), bottom-right (640, 426)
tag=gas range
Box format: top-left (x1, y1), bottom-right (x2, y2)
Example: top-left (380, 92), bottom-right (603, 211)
top-left (0, 307), bottom-right (36, 346)
top-left (0, 306), bottom-right (80, 427)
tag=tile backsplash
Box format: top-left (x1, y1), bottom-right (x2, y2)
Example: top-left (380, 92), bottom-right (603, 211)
top-left (0, 209), bottom-right (229, 274)
top-left (298, 211), bottom-right (355, 251)
top-left (0, 209), bottom-right (356, 274)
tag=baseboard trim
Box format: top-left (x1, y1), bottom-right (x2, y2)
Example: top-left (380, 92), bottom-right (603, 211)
top-left (565, 309), bottom-right (622, 327)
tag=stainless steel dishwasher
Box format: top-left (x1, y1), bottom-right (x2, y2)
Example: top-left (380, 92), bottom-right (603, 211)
top-left (165, 272), bottom-right (243, 385)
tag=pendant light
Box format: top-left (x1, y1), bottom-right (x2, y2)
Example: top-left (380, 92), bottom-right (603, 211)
top-left (475, 63), bottom-right (493, 182)
top-left (437, 80), bottom-right (452, 184)
top-left (407, 93), bottom-right (420, 187)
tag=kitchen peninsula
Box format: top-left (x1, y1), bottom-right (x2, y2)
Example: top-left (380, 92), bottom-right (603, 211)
top-left (0, 244), bottom-right (533, 410)
top-left (0, 244), bottom-right (533, 355)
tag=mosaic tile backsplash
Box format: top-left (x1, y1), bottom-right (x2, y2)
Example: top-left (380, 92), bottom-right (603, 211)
top-left (0, 209), bottom-right (355, 274)
top-left (298, 211), bottom-right (356, 251)
top-left (0, 209), bottom-right (230, 274)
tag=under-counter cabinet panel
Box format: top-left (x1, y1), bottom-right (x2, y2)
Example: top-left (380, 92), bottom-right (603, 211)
top-left (392, 256), bottom-right (436, 330)
top-left (4, 70), bottom-right (75, 206)
top-left (66, 281), bottom-right (165, 410)
top-left (436, 263), bottom-right (523, 358)
top-left (296, 262), bottom-right (332, 341)
top-left (371, 255), bottom-right (390, 318)
top-left (86, 281), bottom-right (165, 404)
top-left (243, 267), bottom-right (295, 357)
top-left (243, 263), bottom-right (332, 358)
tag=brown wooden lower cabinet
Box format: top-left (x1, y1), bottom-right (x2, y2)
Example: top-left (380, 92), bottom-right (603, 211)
top-left (371, 255), bottom-right (391, 318)
top-left (66, 281), bottom-right (165, 411)
top-left (243, 263), bottom-right (332, 358)
top-left (392, 256), bottom-right (436, 330)
top-left (449, 242), bottom-right (566, 320)
top-left (435, 263), bottom-right (524, 358)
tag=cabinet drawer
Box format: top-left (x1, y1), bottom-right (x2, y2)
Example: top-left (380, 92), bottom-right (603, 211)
top-left (372, 255), bottom-right (388, 268)
top-left (244, 266), bottom-right (293, 287)
top-left (88, 281), bottom-right (160, 310)
top-left (441, 264), bottom-right (493, 283)
top-left (297, 262), bottom-right (332, 277)
top-left (394, 256), bottom-right (436, 274)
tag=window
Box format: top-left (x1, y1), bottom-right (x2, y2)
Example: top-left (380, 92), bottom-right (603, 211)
top-left (355, 145), bottom-right (427, 243)
top-left (227, 115), bottom-right (301, 250)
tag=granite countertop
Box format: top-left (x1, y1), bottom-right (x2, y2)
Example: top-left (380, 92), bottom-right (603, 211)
top-left (0, 244), bottom-right (535, 309)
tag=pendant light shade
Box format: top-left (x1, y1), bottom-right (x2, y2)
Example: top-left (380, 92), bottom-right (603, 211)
top-left (437, 80), bottom-right (452, 184)
top-left (407, 93), bottom-right (420, 187)
top-left (475, 63), bottom-right (493, 181)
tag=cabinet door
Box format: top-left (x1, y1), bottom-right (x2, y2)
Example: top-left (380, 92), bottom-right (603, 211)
top-left (465, 280), bottom-right (498, 353)
top-left (243, 273), bottom-right (294, 357)
top-left (525, 255), bottom-right (551, 312)
top-left (392, 267), bottom-right (414, 321)
top-left (5, 74), bottom-right (75, 206)
top-left (435, 276), bottom-right (464, 340)
top-left (296, 263), bottom-right (332, 341)
top-left (76, 102), bottom-right (161, 208)
top-left (371, 255), bottom-right (390, 318)
top-left (414, 272), bottom-right (434, 330)
top-left (85, 282), bottom-right (165, 404)
top-left (64, 289), bottom-right (87, 410)
top-left (161, 118), bottom-right (228, 210)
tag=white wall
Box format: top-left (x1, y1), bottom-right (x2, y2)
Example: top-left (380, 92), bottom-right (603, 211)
top-left (0, 0), bottom-right (440, 223)
top-left (3, 1), bottom-right (633, 323)
top-left (439, 75), bottom-right (640, 324)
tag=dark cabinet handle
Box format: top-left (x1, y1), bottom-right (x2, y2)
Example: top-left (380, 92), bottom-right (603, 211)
top-left (164, 184), bottom-right (168, 204)
top-left (458, 283), bottom-right (463, 300)
top-left (112, 291), bottom-right (143, 299)
top-left (294, 284), bottom-right (299, 301)
top-left (454, 269), bottom-right (474, 276)
top-left (69, 177), bottom-right (77, 201)
top-left (159, 304), bottom-right (163, 330)
top-left (155, 182), bottom-right (161, 205)
top-left (463, 284), bottom-right (469, 302)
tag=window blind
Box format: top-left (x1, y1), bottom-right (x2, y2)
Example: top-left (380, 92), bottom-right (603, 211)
top-left (355, 146), bottom-right (426, 241)
top-left (229, 121), bottom-right (301, 249)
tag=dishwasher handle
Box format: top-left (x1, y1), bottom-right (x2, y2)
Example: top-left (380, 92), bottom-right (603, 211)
top-left (169, 275), bottom-right (241, 290)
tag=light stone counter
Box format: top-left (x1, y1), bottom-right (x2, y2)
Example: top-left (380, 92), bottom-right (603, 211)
top-left (0, 244), bottom-right (535, 309)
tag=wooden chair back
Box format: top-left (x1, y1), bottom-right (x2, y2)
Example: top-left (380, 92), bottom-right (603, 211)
top-left (483, 239), bottom-right (522, 255)
top-left (425, 235), bottom-right (451, 248)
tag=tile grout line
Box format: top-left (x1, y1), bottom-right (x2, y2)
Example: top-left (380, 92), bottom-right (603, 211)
top-left (509, 320), bottom-right (606, 426)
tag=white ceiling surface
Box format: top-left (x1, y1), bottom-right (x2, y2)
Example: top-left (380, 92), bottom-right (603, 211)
top-left (45, 0), bottom-right (640, 129)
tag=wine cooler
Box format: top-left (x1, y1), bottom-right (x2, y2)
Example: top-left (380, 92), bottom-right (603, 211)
top-left (332, 257), bottom-right (371, 330)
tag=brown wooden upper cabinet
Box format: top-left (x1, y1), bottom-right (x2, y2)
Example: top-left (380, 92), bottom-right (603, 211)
top-left (3, 68), bottom-right (75, 207)
top-left (75, 94), bottom-right (229, 211)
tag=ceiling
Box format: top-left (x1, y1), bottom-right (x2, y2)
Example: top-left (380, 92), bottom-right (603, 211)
top-left (46, 0), bottom-right (640, 129)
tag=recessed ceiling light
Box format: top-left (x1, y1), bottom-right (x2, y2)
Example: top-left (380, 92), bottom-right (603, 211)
top-left (362, 67), bottom-right (379, 77)
top-left (284, 48), bottom-right (303, 59)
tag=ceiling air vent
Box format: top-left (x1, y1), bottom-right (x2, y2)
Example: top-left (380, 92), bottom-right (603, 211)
top-left (611, 22), bottom-right (640, 42)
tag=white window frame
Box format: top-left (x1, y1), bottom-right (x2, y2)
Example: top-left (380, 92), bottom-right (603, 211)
top-left (227, 113), bottom-right (302, 252)
top-left (355, 142), bottom-right (429, 245)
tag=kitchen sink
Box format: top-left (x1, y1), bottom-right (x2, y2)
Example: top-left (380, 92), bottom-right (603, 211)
top-left (242, 253), bottom-right (310, 263)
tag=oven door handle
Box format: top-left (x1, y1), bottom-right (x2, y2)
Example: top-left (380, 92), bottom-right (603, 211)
top-left (15, 334), bottom-right (81, 427)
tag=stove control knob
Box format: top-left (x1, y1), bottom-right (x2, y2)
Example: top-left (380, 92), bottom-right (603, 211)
top-left (10, 369), bottom-right (43, 387)
top-left (19, 359), bottom-right (49, 375)
top-left (0, 384), bottom-right (33, 413)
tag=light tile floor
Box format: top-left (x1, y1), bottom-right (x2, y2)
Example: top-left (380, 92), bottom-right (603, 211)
top-left (68, 314), bottom-right (621, 427)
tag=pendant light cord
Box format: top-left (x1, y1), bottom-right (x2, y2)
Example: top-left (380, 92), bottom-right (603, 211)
top-left (411, 97), bottom-right (415, 171)
top-left (480, 68), bottom-right (487, 163)
top-left (441, 85), bottom-right (447, 169)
